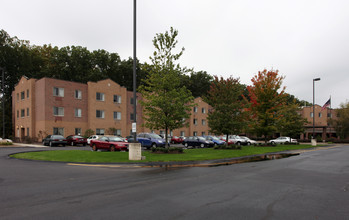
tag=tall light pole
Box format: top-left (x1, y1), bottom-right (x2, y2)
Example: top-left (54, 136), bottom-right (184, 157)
top-left (132, 0), bottom-right (137, 142)
top-left (0, 67), bottom-right (4, 138)
top-left (312, 78), bottom-right (320, 139)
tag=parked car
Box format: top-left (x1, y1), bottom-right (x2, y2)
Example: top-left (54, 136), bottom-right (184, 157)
top-left (171, 136), bottom-right (184, 144)
top-left (203, 135), bottom-right (226, 146)
top-left (268, 137), bottom-right (297, 145)
top-left (127, 133), bottom-right (166, 149)
top-left (90, 136), bottom-right (129, 151)
top-left (0, 138), bottom-right (13, 143)
top-left (43, 135), bottom-right (67, 147)
top-left (240, 136), bottom-right (257, 145)
top-left (87, 135), bottom-right (100, 145)
top-left (182, 136), bottom-right (214, 148)
top-left (220, 135), bottom-right (247, 145)
top-left (66, 135), bottom-right (87, 146)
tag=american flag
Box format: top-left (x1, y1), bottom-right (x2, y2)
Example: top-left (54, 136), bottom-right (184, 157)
top-left (321, 98), bottom-right (331, 111)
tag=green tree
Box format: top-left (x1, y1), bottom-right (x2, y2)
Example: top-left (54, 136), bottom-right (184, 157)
top-left (182, 71), bottom-right (213, 97)
top-left (139, 27), bottom-right (195, 147)
top-left (277, 102), bottom-right (308, 138)
top-left (245, 69), bottom-right (287, 142)
top-left (204, 76), bottom-right (245, 141)
top-left (329, 101), bottom-right (349, 139)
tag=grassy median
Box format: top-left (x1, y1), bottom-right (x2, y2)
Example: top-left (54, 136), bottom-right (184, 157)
top-left (10, 145), bottom-right (317, 163)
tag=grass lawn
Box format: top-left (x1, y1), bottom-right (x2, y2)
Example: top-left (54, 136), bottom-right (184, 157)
top-left (10, 145), bottom-right (317, 163)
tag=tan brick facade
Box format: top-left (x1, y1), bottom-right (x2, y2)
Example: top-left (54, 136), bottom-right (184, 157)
top-left (12, 77), bottom-right (212, 142)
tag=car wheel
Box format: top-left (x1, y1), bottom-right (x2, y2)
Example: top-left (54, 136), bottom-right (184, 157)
top-left (285, 141), bottom-right (289, 144)
top-left (151, 143), bottom-right (157, 148)
top-left (200, 143), bottom-right (205, 148)
top-left (214, 143), bottom-right (217, 147)
top-left (184, 143), bottom-right (188, 148)
top-left (49, 141), bottom-right (53, 147)
top-left (63, 144), bottom-right (66, 147)
top-left (110, 145), bottom-right (116, 152)
top-left (42, 141), bottom-right (46, 146)
top-left (92, 144), bottom-right (97, 151)
top-left (71, 142), bottom-right (74, 146)
top-left (236, 142), bottom-right (241, 146)
top-left (247, 142), bottom-right (251, 146)
top-left (271, 141), bottom-right (275, 146)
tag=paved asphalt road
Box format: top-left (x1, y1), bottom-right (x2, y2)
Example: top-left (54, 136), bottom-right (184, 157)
top-left (0, 145), bottom-right (348, 220)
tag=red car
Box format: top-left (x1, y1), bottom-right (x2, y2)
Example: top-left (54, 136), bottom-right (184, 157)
top-left (90, 136), bottom-right (128, 152)
top-left (66, 135), bottom-right (87, 146)
top-left (171, 136), bottom-right (184, 144)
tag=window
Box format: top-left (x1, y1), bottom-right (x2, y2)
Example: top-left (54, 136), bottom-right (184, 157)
top-left (27, 127), bottom-right (29, 136)
top-left (130, 97), bottom-right (137, 105)
top-left (20, 91), bottom-right (25, 100)
top-left (202, 119), bottom-right (206, 125)
top-left (202, 132), bottom-right (205, 136)
top-left (96, 129), bottom-right (105, 135)
top-left (75, 108), bottom-right (82, 117)
top-left (96, 110), bottom-right (105, 118)
top-left (27, 89), bottom-right (29, 98)
top-left (53, 87), bottom-right (64, 97)
top-left (180, 131), bottom-right (185, 137)
top-left (17, 93), bottom-right (19, 101)
top-left (21, 109), bottom-right (25, 117)
top-left (75, 128), bottom-right (81, 135)
top-left (114, 111), bottom-right (121, 120)
top-left (193, 107), bottom-right (198, 113)
top-left (310, 112), bottom-right (314, 118)
top-left (130, 113), bottom-right (137, 121)
top-left (53, 127), bottom-right (64, 136)
top-left (193, 119), bottom-right (198, 125)
top-left (75, 90), bottom-right (82, 99)
top-left (53, 107), bottom-right (64, 116)
top-left (17, 110), bottom-right (19, 118)
top-left (96, 92), bottom-right (104, 101)
top-left (114, 95), bottom-right (121, 103)
top-left (327, 113), bottom-right (332, 118)
top-left (193, 131), bottom-right (198, 136)
top-left (319, 113), bottom-right (322, 118)
top-left (202, 108), bottom-right (206, 113)
top-left (115, 129), bottom-right (121, 136)
top-left (27, 108), bottom-right (29, 117)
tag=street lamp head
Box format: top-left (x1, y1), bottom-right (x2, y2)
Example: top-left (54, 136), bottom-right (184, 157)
top-left (313, 78), bottom-right (321, 81)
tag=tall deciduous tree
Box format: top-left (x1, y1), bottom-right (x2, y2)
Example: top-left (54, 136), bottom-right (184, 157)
top-left (139, 27), bottom-right (195, 147)
top-left (245, 69), bottom-right (287, 142)
top-left (277, 102), bottom-right (308, 138)
top-left (329, 101), bottom-right (349, 139)
top-left (204, 76), bottom-right (245, 142)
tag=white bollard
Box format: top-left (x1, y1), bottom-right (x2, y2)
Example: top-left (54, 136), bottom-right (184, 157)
top-left (311, 138), bottom-right (317, 146)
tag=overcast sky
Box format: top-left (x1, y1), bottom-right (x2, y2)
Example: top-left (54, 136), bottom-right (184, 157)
top-left (1, 0), bottom-right (348, 108)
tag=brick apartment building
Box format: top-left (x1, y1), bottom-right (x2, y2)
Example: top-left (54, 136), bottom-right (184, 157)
top-left (12, 77), bottom-right (211, 142)
top-left (298, 105), bottom-right (337, 140)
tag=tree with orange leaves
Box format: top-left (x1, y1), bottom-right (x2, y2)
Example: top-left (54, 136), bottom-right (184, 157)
top-left (244, 69), bottom-right (287, 142)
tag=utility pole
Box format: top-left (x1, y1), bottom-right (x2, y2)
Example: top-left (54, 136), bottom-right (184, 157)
top-left (1, 67), bottom-right (5, 138)
top-left (132, 0), bottom-right (137, 142)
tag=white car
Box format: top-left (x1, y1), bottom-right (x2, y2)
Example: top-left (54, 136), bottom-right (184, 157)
top-left (240, 136), bottom-right (257, 145)
top-left (87, 135), bottom-right (100, 145)
top-left (268, 137), bottom-right (297, 145)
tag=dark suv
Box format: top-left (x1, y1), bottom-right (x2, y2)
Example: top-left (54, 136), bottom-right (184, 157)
top-left (43, 135), bottom-right (67, 147)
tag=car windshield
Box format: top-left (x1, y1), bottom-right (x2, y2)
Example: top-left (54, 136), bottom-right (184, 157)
top-left (109, 137), bottom-right (123, 142)
top-left (148, 134), bottom-right (162, 139)
top-left (74, 135), bottom-right (83, 138)
top-left (198, 137), bottom-right (206, 141)
top-left (52, 135), bottom-right (64, 139)
top-left (211, 136), bottom-right (220, 140)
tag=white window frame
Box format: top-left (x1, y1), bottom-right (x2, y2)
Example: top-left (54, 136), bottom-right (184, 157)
top-left (202, 108), bottom-right (206, 113)
top-left (75, 90), bottom-right (82, 99)
top-left (96, 92), bottom-right (105, 101)
top-left (53, 107), bottom-right (64, 116)
top-left (96, 110), bottom-right (105, 119)
top-left (114, 111), bottom-right (121, 120)
top-left (202, 119), bottom-right (206, 125)
top-left (96, 128), bottom-right (105, 135)
top-left (193, 119), bottom-right (198, 125)
top-left (53, 87), bottom-right (64, 97)
top-left (194, 107), bottom-right (198, 113)
top-left (75, 108), bottom-right (82, 117)
top-left (114, 95), bottom-right (121, 104)
top-left (53, 127), bottom-right (64, 136)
